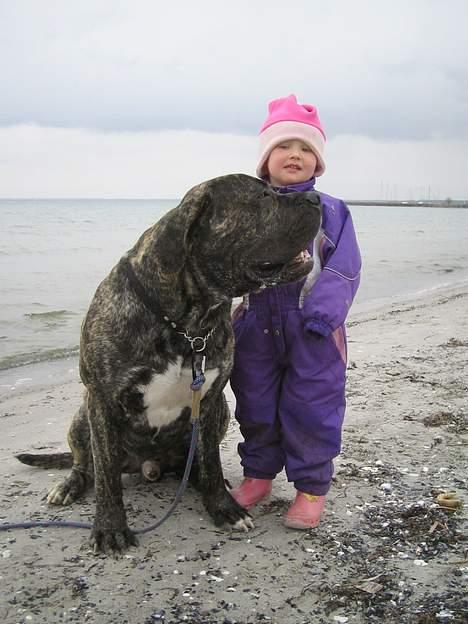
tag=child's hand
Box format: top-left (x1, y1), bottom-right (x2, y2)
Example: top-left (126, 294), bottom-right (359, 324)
top-left (303, 319), bottom-right (331, 337)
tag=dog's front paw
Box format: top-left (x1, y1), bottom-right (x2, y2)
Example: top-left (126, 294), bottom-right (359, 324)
top-left (90, 525), bottom-right (138, 555)
top-left (47, 473), bottom-right (87, 505)
top-left (206, 491), bottom-right (255, 532)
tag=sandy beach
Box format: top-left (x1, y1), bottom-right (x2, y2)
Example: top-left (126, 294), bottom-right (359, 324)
top-left (0, 284), bottom-right (466, 624)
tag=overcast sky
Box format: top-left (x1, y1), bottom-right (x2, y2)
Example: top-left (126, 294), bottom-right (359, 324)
top-left (1, 0), bottom-right (467, 199)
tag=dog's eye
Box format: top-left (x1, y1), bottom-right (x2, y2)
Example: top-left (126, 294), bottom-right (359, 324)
top-left (256, 261), bottom-right (284, 273)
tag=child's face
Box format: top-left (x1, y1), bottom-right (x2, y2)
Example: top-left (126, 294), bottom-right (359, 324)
top-left (266, 139), bottom-right (317, 187)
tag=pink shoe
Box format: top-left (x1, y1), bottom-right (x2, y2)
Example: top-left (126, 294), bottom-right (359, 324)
top-left (230, 478), bottom-right (272, 509)
top-left (284, 491), bottom-right (326, 529)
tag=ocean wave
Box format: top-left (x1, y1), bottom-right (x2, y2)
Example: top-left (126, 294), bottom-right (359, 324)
top-left (0, 345), bottom-right (79, 371)
top-left (23, 310), bottom-right (76, 319)
top-left (23, 310), bottom-right (77, 329)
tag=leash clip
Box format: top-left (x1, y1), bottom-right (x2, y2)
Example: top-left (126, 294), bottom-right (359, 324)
top-left (191, 353), bottom-right (206, 391)
top-left (190, 353), bottom-right (206, 420)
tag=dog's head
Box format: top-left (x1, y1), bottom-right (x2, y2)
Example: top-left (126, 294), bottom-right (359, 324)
top-left (181, 174), bottom-right (322, 298)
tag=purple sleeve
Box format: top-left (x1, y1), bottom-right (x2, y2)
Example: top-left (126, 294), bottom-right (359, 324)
top-left (301, 202), bottom-right (361, 336)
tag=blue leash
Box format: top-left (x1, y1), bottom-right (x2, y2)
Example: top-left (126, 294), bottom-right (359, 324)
top-left (0, 349), bottom-right (206, 535)
top-left (0, 420), bottom-right (199, 534)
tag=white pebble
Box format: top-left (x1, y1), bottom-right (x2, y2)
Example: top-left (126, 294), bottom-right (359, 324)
top-left (381, 483), bottom-right (393, 491)
top-left (413, 559), bottom-right (428, 566)
top-left (436, 608), bottom-right (454, 619)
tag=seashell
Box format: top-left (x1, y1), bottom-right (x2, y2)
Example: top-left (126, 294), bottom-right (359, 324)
top-left (436, 491), bottom-right (463, 511)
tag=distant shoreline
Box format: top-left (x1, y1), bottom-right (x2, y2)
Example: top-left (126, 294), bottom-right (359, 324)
top-left (346, 199), bottom-right (468, 208)
top-left (1, 198), bottom-right (467, 208)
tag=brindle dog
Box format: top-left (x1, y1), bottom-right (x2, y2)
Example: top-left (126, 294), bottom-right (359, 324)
top-left (17, 174), bottom-right (321, 553)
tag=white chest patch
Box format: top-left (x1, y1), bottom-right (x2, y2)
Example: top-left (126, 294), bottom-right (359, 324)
top-left (139, 357), bottom-right (220, 430)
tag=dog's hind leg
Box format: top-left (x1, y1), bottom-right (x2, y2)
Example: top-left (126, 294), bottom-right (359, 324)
top-left (48, 400), bottom-right (94, 506)
top-left (86, 392), bottom-right (137, 553)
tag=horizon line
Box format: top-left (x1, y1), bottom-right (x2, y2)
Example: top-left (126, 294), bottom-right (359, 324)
top-left (1, 197), bottom-right (467, 206)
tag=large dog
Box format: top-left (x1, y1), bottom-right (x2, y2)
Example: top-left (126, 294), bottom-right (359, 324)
top-left (17, 174), bottom-right (321, 553)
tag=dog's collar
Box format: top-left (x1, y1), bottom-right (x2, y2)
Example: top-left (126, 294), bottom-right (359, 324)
top-left (120, 256), bottom-right (215, 353)
top-left (170, 325), bottom-right (215, 353)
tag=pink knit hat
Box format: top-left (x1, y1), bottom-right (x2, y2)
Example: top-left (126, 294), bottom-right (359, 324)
top-left (256, 94), bottom-right (326, 178)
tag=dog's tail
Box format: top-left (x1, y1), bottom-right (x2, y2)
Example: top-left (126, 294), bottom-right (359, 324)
top-left (16, 452), bottom-right (73, 469)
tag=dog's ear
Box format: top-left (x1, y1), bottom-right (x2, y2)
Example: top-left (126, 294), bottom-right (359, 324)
top-left (181, 175), bottom-right (262, 249)
top-left (180, 181), bottom-right (213, 250)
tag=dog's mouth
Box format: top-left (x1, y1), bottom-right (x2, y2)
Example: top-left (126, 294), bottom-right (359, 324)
top-left (251, 248), bottom-right (313, 285)
top-left (255, 249), bottom-right (310, 275)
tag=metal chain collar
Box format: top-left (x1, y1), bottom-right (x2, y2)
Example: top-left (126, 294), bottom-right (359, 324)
top-left (163, 315), bottom-right (215, 353)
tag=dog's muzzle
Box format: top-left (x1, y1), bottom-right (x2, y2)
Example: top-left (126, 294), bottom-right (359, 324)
top-left (254, 248), bottom-right (312, 280)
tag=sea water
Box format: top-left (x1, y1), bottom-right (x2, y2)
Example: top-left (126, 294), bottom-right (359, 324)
top-left (1, 198), bottom-right (467, 390)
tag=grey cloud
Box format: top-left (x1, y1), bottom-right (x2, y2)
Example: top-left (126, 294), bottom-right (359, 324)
top-left (1, 1), bottom-right (467, 140)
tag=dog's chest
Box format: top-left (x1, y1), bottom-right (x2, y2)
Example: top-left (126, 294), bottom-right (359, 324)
top-left (139, 357), bottom-right (219, 429)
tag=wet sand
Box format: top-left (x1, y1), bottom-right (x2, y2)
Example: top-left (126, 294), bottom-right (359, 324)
top-left (0, 285), bottom-right (467, 624)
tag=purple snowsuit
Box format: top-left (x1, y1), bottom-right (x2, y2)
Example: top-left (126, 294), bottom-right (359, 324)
top-left (230, 178), bottom-right (361, 495)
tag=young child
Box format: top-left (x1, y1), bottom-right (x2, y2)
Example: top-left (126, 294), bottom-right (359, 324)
top-left (230, 94), bottom-right (361, 529)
